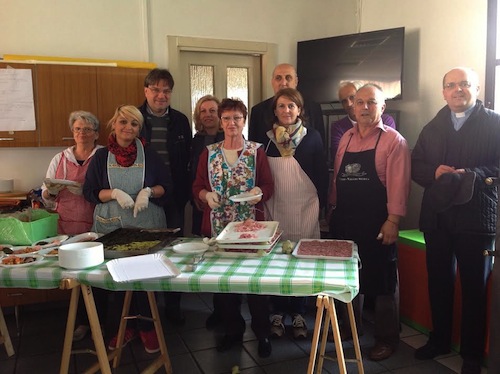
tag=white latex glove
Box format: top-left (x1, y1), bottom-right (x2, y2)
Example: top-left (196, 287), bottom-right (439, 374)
top-left (111, 188), bottom-right (134, 209)
top-left (247, 187), bottom-right (262, 205)
top-left (46, 183), bottom-right (66, 196)
top-left (205, 191), bottom-right (221, 209)
top-left (66, 183), bottom-right (83, 195)
top-left (134, 187), bottom-right (151, 217)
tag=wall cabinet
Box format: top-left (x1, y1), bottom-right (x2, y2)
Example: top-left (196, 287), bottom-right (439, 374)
top-left (37, 65), bottom-right (99, 147)
top-left (95, 66), bottom-right (147, 144)
top-left (0, 62), bottom-right (150, 147)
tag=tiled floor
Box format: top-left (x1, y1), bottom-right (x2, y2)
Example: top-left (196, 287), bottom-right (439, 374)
top-left (0, 293), bottom-right (488, 373)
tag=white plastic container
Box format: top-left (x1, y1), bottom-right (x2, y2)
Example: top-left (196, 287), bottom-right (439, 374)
top-left (58, 242), bottom-right (104, 270)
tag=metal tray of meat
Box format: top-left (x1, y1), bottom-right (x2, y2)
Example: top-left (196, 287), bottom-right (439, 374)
top-left (215, 221), bottom-right (279, 244)
top-left (292, 239), bottom-right (359, 261)
top-left (96, 228), bottom-right (180, 259)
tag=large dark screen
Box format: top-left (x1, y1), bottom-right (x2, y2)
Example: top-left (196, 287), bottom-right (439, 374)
top-left (297, 27), bottom-right (405, 103)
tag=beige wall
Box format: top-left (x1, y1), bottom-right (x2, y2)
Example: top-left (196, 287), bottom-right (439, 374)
top-left (0, 0), bottom-right (490, 228)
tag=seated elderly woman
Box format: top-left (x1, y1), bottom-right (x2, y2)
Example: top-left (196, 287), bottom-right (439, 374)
top-left (42, 110), bottom-right (104, 235)
top-left (192, 98), bottom-right (274, 357)
top-left (83, 105), bottom-right (172, 354)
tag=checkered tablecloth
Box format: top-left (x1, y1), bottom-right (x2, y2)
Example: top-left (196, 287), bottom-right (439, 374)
top-left (0, 242), bottom-right (359, 303)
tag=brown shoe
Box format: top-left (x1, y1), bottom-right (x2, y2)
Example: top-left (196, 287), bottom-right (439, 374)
top-left (369, 342), bottom-right (393, 361)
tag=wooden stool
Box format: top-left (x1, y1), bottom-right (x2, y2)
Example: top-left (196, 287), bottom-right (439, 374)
top-left (0, 306), bottom-right (15, 357)
top-left (307, 295), bottom-right (364, 374)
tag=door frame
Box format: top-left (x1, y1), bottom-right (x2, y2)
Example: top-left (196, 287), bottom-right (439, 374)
top-left (167, 35), bottom-right (277, 108)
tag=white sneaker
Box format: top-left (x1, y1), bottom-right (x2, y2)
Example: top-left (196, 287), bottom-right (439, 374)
top-left (292, 314), bottom-right (307, 339)
top-left (270, 314), bottom-right (285, 338)
top-left (73, 325), bottom-right (90, 342)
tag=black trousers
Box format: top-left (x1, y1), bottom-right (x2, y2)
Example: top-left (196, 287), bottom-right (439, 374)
top-left (489, 264), bottom-right (500, 374)
top-left (424, 230), bottom-right (493, 361)
top-left (214, 293), bottom-right (270, 339)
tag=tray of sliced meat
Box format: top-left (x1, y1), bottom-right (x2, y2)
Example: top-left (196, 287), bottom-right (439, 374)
top-left (215, 219), bottom-right (279, 244)
top-left (292, 239), bottom-right (358, 261)
top-left (216, 230), bottom-right (282, 250)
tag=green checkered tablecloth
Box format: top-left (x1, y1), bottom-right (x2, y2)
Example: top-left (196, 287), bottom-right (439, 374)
top-left (0, 242), bottom-right (359, 303)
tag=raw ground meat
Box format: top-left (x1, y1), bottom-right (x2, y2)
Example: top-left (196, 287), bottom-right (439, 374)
top-left (297, 240), bottom-right (353, 258)
top-left (234, 219), bottom-right (267, 232)
top-left (238, 233), bottom-right (258, 239)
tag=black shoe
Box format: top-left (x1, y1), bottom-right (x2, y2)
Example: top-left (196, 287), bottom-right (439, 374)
top-left (216, 333), bottom-right (243, 352)
top-left (461, 359), bottom-right (481, 374)
top-left (165, 308), bottom-right (186, 326)
top-left (414, 341), bottom-right (450, 360)
top-left (205, 312), bottom-right (222, 330)
top-left (258, 338), bottom-right (272, 358)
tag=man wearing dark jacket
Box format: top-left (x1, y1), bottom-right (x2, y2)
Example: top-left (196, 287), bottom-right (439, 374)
top-left (138, 68), bottom-right (192, 232)
top-left (249, 63), bottom-right (325, 145)
top-left (139, 68), bottom-right (192, 325)
top-left (412, 67), bottom-right (500, 374)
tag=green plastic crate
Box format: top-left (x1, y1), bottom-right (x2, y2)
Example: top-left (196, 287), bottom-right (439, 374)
top-left (0, 210), bottom-right (59, 245)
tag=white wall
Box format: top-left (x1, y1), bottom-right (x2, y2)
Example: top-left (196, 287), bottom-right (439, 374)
top-left (354, 0), bottom-right (488, 228)
top-left (0, 0), bottom-right (340, 191)
top-left (0, 0), bottom-right (490, 228)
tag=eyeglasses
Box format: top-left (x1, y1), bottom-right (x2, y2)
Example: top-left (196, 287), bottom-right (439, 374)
top-left (148, 86), bottom-right (173, 95)
top-left (221, 116), bottom-right (244, 123)
top-left (73, 127), bottom-right (96, 134)
top-left (443, 81), bottom-right (472, 90)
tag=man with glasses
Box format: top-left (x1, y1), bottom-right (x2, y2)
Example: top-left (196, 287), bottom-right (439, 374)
top-left (249, 63), bottom-right (325, 145)
top-left (330, 82), bottom-right (396, 164)
top-left (139, 68), bottom-right (192, 326)
top-left (412, 67), bottom-right (500, 374)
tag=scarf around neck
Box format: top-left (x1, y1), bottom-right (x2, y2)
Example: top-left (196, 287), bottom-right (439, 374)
top-left (107, 133), bottom-right (146, 167)
top-left (272, 119), bottom-right (307, 157)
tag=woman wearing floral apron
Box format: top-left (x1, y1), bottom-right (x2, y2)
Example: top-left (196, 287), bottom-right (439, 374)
top-left (192, 98), bottom-right (274, 357)
top-left (84, 105), bottom-right (172, 354)
top-left (264, 88), bottom-right (329, 340)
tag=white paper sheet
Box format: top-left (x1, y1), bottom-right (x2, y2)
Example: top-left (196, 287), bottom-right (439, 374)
top-left (106, 253), bottom-right (180, 282)
top-left (0, 68), bottom-right (36, 131)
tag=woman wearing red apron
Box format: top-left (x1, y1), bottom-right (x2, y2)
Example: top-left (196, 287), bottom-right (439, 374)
top-left (42, 111), bottom-right (103, 235)
top-left (329, 84), bottom-right (411, 361)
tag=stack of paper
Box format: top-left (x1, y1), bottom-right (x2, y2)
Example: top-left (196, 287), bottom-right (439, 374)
top-left (106, 253), bottom-right (180, 282)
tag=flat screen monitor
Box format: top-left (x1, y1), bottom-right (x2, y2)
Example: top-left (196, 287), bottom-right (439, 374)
top-left (297, 27), bottom-right (405, 103)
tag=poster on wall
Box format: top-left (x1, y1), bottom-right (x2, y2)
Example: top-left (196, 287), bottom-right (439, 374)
top-left (0, 68), bottom-right (36, 131)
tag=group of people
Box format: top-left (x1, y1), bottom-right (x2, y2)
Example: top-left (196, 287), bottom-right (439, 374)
top-left (40, 62), bottom-right (500, 373)
top-left (328, 67), bottom-right (500, 374)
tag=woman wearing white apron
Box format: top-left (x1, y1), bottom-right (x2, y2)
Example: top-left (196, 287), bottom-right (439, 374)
top-left (264, 88), bottom-right (329, 339)
top-left (84, 105), bottom-right (171, 354)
